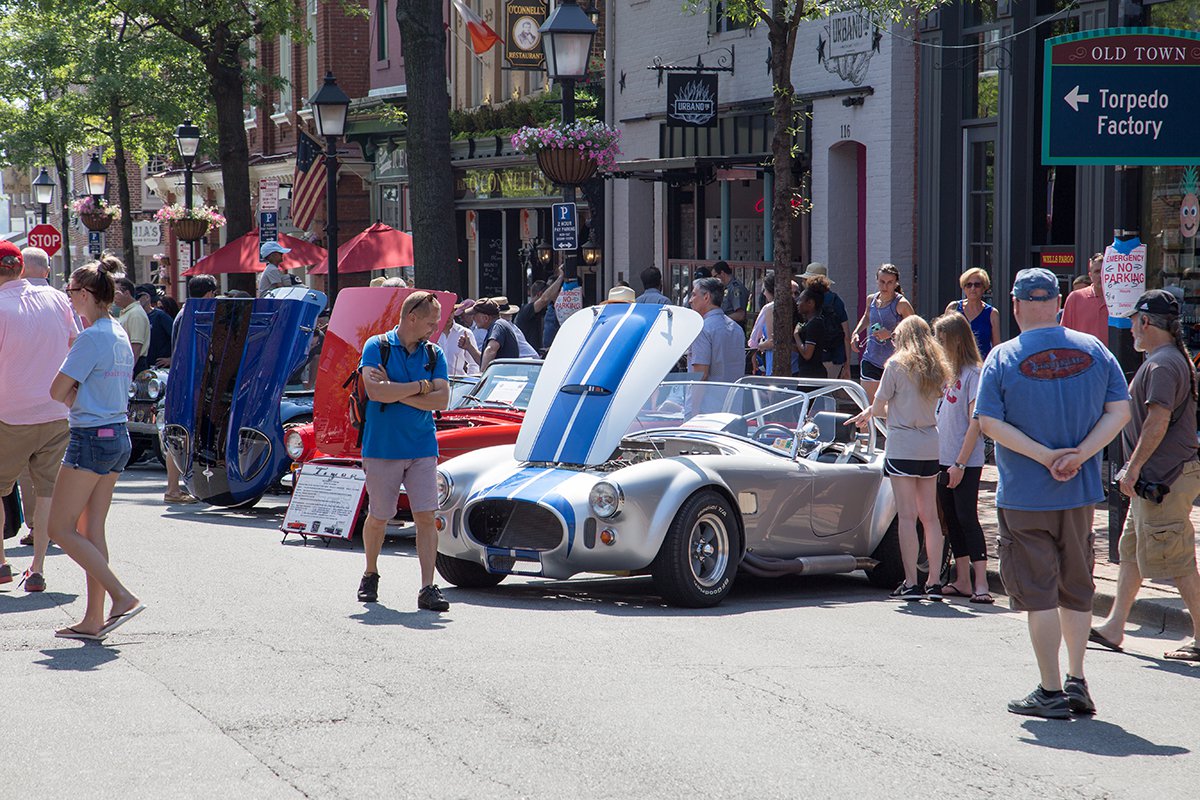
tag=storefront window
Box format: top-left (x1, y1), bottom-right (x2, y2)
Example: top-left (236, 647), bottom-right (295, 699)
top-left (963, 0), bottom-right (997, 28)
top-left (965, 135), bottom-right (996, 271)
top-left (1031, 15), bottom-right (1079, 249)
top-left (379, 184), bottom-right (403, 230)
top-left (1142, 165), bottom-right (1200, 347)
top-left (963, 30), bottom-right (1001, 120)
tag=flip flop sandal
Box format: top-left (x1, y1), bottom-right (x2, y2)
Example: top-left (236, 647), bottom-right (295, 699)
top-left (1164, 642), bottom-right (1200, 662)
top-left (969, 592), bottom-right (995, 604)
top-left (1088, 628), bottom-right (1124, 653)
top-left (942, 585), bottom-right (972, 598)
top-left (54, 626), bottom-right (105, 641)
top-left (98, 604), bottom-right (146, 637)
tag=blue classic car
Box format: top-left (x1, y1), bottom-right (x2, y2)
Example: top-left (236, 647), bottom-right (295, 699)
top-left (162, 288), bottom-right (326, 507)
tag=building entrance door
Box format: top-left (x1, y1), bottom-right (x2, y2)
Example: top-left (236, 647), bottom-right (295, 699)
top-left (962, 127), bottom-right (998, 274)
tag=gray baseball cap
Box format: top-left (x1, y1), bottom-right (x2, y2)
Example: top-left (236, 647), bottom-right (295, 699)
top-left (1012, 268), bottom-right (1059, 301)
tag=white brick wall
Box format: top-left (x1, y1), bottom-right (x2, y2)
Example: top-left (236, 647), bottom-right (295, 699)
top-left (609, 3), bottom-right (919, 319)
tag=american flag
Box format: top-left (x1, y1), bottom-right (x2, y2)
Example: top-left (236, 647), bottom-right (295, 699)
top-left (290, 130), bottom-right (330, 232)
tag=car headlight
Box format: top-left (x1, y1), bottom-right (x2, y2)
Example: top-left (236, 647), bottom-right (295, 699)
top-left (589, 481), bottom-right (624, 519)
top-left (127, 381), bottom-right (137, 399)
top-left (146, 377), bottom-right (163, 400)
top-left (284, 429), bottom-right (305, 460)
top-left (436, 470), bottom-right (453, 509)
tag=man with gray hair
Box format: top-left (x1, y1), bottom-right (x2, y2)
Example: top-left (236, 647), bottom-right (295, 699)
top-left (976, 267), bottom-right (1129, 719)
top-left (20, 247), bottom-right (51, 285)
top-left (688, 276), bottom-right (746, 382)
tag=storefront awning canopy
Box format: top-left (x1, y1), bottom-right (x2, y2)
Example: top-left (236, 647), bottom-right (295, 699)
top-left (611, 156), bottom-right (765, 183)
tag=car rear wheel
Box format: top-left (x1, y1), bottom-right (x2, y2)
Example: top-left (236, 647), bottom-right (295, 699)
top-left (651, 489), bottom-right (740, 608)
top-left (436, 552), bottom-right (507, 588)
top-left (867, 517), bottom-right (904, 589)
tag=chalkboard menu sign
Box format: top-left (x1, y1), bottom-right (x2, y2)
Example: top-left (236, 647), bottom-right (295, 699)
top-left (478, 211), bottom-right (504, 297)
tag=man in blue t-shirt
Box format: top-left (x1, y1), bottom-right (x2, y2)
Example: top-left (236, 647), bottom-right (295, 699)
top-left (357, 291), bottom-right (451, 611)
top-left (976, 267), bottom-right (1130, 720)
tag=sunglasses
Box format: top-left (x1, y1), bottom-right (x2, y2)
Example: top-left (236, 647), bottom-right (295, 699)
top-left (64, 286), bottom-right (90, 295)
top-left (964, 281), bottom-right (984, 288)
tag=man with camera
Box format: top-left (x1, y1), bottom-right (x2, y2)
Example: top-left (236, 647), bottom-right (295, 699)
top-left (1091, 289), bottom-right (1200, 662)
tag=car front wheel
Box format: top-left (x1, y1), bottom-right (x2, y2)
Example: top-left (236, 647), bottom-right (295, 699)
top-left (436, 552), bottom-right (507, 588)
top-left (651, 489), bottom-right (739, 608)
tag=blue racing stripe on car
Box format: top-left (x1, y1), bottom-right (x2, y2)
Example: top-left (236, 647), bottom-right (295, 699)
top-left (539, 491), bottom-right (577, 557)
top-left (527, 304), bottom-right (656, 464)
top-left (466, 467), bottom-right (549, 503)
top-left (508, 468), bottom-right (577, 501)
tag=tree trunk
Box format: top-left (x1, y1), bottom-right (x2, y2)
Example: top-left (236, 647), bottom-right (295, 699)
top-left (54, 152), bottom-right (72, 285)
top-left (397, 0), bottom-right (463, 296)
top-left (206, 37), bottom-right (254, 292)
top-left (768, 5), bottom-right (797, 377)
top-left (110, 96), bottom-right (138, 279)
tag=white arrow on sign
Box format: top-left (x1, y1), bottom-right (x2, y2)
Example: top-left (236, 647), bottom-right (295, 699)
top-left (1064, 85), bottom-right (1090, 112)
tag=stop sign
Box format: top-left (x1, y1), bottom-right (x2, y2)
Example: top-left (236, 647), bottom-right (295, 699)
top-left (28, 224), bottom-right (62, 257)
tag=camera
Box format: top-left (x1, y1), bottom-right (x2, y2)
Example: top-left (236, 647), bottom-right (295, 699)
top-left (1135, 478), bottom-right (1170, 504)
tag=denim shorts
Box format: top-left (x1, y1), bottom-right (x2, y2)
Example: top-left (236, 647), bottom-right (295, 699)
top-left (63, 424), bottom-right (132, 476)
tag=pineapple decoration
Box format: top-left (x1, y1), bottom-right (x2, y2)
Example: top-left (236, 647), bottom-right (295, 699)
top-left (1180, 166), bottom-right (1200, 239)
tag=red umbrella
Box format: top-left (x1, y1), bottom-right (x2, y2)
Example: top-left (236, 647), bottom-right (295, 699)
top-left (182, 230), bottom-right (328, 276)
top-left (309, 222), bottom-right (414, 275)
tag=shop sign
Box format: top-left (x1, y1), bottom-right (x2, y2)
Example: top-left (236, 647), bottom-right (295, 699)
top-left (131, 220), bottom-right (161, 247)
top-left (457, 166), bottom-right (556, 199)
top-left (375, 145), bottom-right (408, 180)
top-left (1040, 249), bottom-right (1075, 272)
top-left (1043, 28), bottom-right (1200, 165)
top-left (818, 10), bottom-right (879, 86)
top-left (1101, 236), bottom-right (1146, 327)
top-left (667, 73), bottom-right (718, 128)
top-left (505, 1), bottom-right (546, 70)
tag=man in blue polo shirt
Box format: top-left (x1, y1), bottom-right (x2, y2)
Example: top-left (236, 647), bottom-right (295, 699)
top-left (358, 291), bottom-right (451, 610)
top-left (976, 267), bottom-right (1129, 719)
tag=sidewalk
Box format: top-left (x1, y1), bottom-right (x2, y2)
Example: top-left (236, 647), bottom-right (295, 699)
top-left (976, 465), bottom-right (1198, 634)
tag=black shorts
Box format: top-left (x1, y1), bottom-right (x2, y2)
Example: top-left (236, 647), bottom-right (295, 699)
top-left (860, 359), bottom-right (885, 381)
top-left (883, 458), bottom-right (940, 478)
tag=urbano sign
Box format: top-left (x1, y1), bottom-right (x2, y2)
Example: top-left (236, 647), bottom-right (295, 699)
top-left (1042, 28), bottom-right (1200, 165)
top-left (666, 73), bottom-right (718, 129)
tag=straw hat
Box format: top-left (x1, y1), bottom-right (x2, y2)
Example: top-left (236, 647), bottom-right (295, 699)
top-left (799, 262), bottom-right (835, 285)
top-left (606, 286), bottom-right (636, 304)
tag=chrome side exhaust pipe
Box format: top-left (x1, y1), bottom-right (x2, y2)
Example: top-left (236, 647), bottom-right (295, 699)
top-left (740, 552), bottom-right (878, 578)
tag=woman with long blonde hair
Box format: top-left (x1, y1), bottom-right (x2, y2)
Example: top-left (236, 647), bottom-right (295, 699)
top-left (850, 315), bottom-right (951, 600)
top-left (933, 313), bottom-right (991, 603)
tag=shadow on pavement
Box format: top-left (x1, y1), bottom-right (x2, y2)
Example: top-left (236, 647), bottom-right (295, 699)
top-left (34, 644), bottom-right (123, 671)
top-left (893, 598), bottom-right (1012, 619)
top-left (1019, 718), bottom-right (1191, 757)
top-left (349, 604), bottom-right (452, 630)
top-left (0, 590), bottom-right (78, 611)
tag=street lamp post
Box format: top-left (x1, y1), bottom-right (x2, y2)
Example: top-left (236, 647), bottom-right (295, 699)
top-left (309, 71), bottom-right (351, 302)
top-left (540, 0), bottom-right (597, 284)
top-left (32, 167), bottom-right (54, 225)
top-left (174, 120), bottom-right (201, 269)
top-left (82, 153), bottom-right (109, 263)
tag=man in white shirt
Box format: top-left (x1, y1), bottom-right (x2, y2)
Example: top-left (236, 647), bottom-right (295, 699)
top-left (257, 241), bottom-right (292, 296)
top-left (438, 310), bottom-right (480, 375)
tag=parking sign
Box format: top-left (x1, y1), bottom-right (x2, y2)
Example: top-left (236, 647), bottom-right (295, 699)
top-left (552, 202), bottom-right (577, 251)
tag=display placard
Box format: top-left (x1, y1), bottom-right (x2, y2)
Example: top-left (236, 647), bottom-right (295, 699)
top-left (282, 463), bottom-right (367, 540)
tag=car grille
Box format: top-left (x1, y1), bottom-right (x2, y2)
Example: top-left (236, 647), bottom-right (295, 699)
top-left (467, 499), bottom-right (564, 551)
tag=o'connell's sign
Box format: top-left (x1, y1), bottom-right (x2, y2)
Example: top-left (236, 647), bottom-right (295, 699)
top-left (505, 0), bottom-right (547, 70)
top-left (1042, 28), bottom-right (1200, 165)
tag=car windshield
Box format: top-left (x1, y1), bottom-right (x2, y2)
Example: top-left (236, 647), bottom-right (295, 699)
top-left (448, 376), bottom-right (481, 409)
top-left (458, 361), bottom-right (541, 410)
top-left (629, 382), bottom-right (810, 438)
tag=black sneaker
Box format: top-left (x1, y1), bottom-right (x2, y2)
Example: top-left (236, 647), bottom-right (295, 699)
top-left (925, 584), bottom-right (944, 602)
top-left (1064, 675), bottom-right (1096, 715)
top-left (357, 572), bottom-right (380, 603)
top-left (1007, 685), bottom-right (1071, 719)
top-left (418, 584), bottom-right (450, 611)
top-left (890, 583), bottom-right (924, 602)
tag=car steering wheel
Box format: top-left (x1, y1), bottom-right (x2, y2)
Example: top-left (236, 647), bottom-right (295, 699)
top-left (753, 423), bottom-right (796, 444)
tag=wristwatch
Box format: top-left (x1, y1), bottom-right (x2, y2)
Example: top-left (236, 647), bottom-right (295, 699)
top-left (952, 462), bottom-right (966, 470)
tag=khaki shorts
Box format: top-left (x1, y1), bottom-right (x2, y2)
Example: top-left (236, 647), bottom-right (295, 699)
top-left (363, 456), bottom-right (438, 519)
top-left (997, 505), bottom-right (1095, 613)
top-left (0, 418), bottom-right (69, 497)
top-left (1119, 459), bottom-right (1200, 580)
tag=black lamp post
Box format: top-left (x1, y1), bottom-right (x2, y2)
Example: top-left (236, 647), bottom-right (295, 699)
top-left (32, 167), bottom-right (54, 225)
top-left (540, 0), bottom-right (597, 282)
top-left (309, 71), bottom-right (351, 301)
top-left (174, 119), bottom-right (202, 268)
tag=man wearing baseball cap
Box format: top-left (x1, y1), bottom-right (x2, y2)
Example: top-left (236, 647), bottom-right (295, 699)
top-left (257, 241), bottom-right (292, 297)
top-left (0, 240), bottom-right (78, 592)
top-left (1091, 289), bottom-right (1200, 662)
top-left (976, 267), bottom-right (1130, 719)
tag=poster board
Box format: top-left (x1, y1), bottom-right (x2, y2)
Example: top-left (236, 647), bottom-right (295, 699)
top-left (281, 463), bottom-right (367, 541)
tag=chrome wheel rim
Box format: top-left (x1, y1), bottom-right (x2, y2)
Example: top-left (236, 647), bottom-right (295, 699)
top-left (689, 512), bottom-right (729, 588)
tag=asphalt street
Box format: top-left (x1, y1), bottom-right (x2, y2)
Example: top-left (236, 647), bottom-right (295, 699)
top-left (2, 463), bottom-right (1198, 800)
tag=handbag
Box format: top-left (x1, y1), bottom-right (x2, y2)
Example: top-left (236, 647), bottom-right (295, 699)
top-left (2, 484), bottom-right (23, 540)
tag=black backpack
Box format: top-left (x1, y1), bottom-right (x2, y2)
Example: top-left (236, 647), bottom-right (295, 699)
top-left (820, 304), bottom-right (843, 359)
top-left (343, 336), bottom-right (437, 448)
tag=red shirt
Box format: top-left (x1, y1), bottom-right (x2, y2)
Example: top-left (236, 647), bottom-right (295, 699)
top-left (1060, 286), bottom-right (1108, 342)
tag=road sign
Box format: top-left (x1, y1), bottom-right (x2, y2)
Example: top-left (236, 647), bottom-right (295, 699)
top-left (259, 177), bottom-right (279, 212)
top-left (132, 220), bottom-right (161, 247)
top-left (88, 230), bottom-right (103, 256)
top-left (1043, 28), bottom-right (1200, 165)
top-left (259, 211), bottom-right (278, 245)
top-left (27, 223), bottom-right (62, 257)
top-left (552, 202), bottom-right (577, 251)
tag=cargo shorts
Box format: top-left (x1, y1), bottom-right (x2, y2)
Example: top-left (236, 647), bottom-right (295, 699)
top-left (1119, 460), bottom-right (1200, 580)
top-left (0, 418), bottom-right (69, 497)
top-left (997, 505), bottom-right (1095, 613)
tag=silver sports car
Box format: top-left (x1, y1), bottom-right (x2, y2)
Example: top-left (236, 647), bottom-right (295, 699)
top-left (433, 303), bottom-right (903, 607)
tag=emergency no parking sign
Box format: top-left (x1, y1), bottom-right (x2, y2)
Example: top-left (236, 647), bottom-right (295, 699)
top-left (1101, 236), bottom-right (1146, 328)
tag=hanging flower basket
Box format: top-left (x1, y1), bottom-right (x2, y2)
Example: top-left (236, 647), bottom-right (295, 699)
top-left (512, 121), bottom-right (622, 187)
top-left (536, 148), bottom-right (598, 187)
top-left (80, 211), bottom-right (113, 232)
top-left (171, 218), bottom-right (210, 243)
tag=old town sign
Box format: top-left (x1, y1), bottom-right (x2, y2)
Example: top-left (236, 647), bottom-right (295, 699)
top-left (1043, 28), bottom-right (1200, 165)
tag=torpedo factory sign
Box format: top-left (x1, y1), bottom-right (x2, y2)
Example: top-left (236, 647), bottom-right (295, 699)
top-left (1042, 28), bottom-right (1200, 165)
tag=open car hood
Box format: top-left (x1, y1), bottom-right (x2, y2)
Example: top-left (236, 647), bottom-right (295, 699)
top-left (515, 303), bottom-right (702, 466)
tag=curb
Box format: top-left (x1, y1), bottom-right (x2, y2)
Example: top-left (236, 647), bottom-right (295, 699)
top-left (985, 567), bottom-right (1194, 635)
